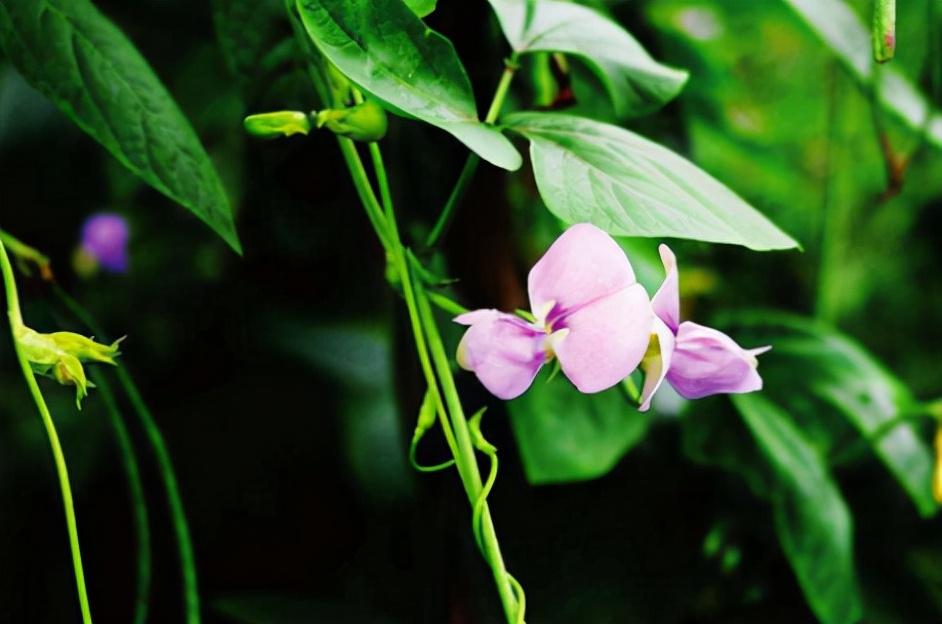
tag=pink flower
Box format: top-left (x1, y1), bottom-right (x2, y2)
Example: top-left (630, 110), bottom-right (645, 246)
top-left (639, 245), bottom-right (770, 411)
top-left (455, 223), bottom-right (652, 399)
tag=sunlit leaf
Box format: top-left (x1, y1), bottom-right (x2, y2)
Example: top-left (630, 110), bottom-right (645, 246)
top-left (0, 0), bottom-right (242, 252)
top-left (403, 0), bottom-right (435, 18)
top-left (723, 311), bottom-right (937, 517)
top-left (733, 393), bottom-right (864, 624)
top-left (294, 0), bottom-right (521, 170)
top-left (503, 112), bottom-right (799, 250)
top-left (488, 0), bottom-right (687, 116)
top-left (508, 369), bottom-right (651, 484)
top-left (783, 0), bottom-right (942, 148)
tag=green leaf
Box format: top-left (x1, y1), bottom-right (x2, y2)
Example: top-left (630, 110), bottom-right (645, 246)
top-left (508, 370), bottom-right (651, 484)
top-left (503, 112), bottom-right (799, 250)
top-left (783, 0), bottom-right (942, 149)
top-left (403, 0), bottom-right (435, 18)
top-left (488, 0), bottom-right (687, 116)
top-left (0, 0), bottom-right (242, 253)
top-left (733, 393), bottom-right (863, 624)
top-left (294, 0), bottom-right (521, 171)
top-left (721, 311), bottom-right (937, 517)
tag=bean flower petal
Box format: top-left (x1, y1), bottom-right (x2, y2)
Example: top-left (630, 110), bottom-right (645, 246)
top-left (455, 310), bottom-right (548, 400)
top-left (528, 223), bottom-right (636, 322)
top-left (651, 244), bottom-right (680, 333)
top-left (553, 283), bottom-right (651, 393)
top-left (666, 321), bottom-right (771, 399)
top-left (638, 316), bottom-right (676, 412)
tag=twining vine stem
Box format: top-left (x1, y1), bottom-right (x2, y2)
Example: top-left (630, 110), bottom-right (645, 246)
top-left (318, 58), bottom-right (525, 621)
top-left (0, 240), bottom-right (93, 624)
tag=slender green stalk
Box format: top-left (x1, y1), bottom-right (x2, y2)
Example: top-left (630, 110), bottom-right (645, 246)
top-left (53, 285), bottom-right (201, 624)
top-left (424, 155), bottom-right (480, 249)
top-left (0, 228), bottom-right (52, 279)
top-left (424, 53), bottom-right (519, 249)
top-left (90, 368), bottom-right (151, 624)
top-left (350, 108), bottom-right (523, 621)
top-left (414, 279), bottom-right (521, 621)
top-left (0, 241), bottom-right (93, 624)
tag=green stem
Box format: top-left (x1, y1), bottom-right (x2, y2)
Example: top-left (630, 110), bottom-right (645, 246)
top-left (117, 364), bottom-right (201, 624)
top-left (424, 53), bottom-right (519, 249)
top-left (349, 118), bottom-right (522, 621)
top-left (0, 241), bottom-right (93, 624)
top-left (53, 285), bottom-right (201, 624)
top-left (90, 368), bottom-right (151, 624)
top-left (413, 280), bottom-right (520, 622)
top-left (347, 135), bottom-right (459, 459)
top-left (424, 155), bottom-right (480, 249)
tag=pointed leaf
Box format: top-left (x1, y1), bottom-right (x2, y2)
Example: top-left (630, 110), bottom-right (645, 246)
top-left (488, 0), bottom-right (687, 116)
top-left (295, 0), bottom-right (521, 170)
top-left (504, 112), bottom-right (798, 250)
top-left (0, 0), bottom-right (241, 252)
top-left (722, 310), bottom-right (937, 517)
top-left (733, 393), bottom-right (863, 624)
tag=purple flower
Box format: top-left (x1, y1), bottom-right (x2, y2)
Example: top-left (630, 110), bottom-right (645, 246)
top-left (639, 244), bottom-right (770, 411)
top-left (81, 213), bottom-right (130, 273)
top-left (455, 223), bottom-right (652, 400)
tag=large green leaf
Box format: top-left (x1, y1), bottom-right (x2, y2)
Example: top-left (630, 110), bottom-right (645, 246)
top-left (508, 369), bottom-right (651, 484)
top-left (784, 0), bottom-right (942, 148)
top-left (733, 393), bottom-right (863, 624)
top-left (294, 0), bottom-right (521, 171)
top-left (724, 311), bottom-right (936, 517)
top-left (503, 112), bottom-right (799, 250)
top-left (488, 0), bottom-right (687, 116)
top-left (0, 0), bottom-right (241, 252)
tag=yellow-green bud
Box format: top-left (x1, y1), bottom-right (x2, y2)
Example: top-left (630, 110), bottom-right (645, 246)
top-left (15, 324), bottom-right (122, 408)
top-left (315, 100), bottom-right (388, 143)
top-left (243, 111), bottom-right (312, 139)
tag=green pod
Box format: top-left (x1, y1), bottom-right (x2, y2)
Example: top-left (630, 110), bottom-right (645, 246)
top-left (315, 100), bottom-right (388, 143)
top-left (243, 111), bottom-right (312, 138)
top-left (872, 0), bottom-right (896, 63)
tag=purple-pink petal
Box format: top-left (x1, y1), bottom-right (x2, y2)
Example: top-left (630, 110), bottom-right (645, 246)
top-left (651, 244), bottom-right (680, 333)
top-left (81, 213), bottom-right (130, 273)
top-left (666, 321), bottom-right (769, 399)
top-left (455, 310), bottom-right (548, 400)
top-left (528, 223), bottom-right (636, 323)
top-left (553, 283), bottom-right (651, 394)
top-left (638, 316), bottom-right (676, 412)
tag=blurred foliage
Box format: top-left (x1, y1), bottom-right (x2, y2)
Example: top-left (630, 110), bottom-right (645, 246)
top-left (1, 0), bottom-right (941, 622)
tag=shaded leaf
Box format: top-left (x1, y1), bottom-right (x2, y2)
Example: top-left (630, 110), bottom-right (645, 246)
top-left (212, 0), bottom-right (285, 84)
top-left (504, 111), bottom-right (799, 250)
top-left (733, 393), bottom-right (863, 624)
top-left (508, 369), bottom-right (651, 484)
top-left (723, 311), bottom-right (936, 517)
top-left (488, 0), bottom-right (687, 116)
top-left (0, 0), bottom-right (241, 252)
top-left (294, 0), bottom-right (521, 170)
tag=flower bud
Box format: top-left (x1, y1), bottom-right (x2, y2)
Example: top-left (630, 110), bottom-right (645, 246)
top-left (15, 324), bottom-right (122, 409)
top-left (243, 111), bottom-right (312, 139)
top-left (315, 100), bottom-right (388, 143)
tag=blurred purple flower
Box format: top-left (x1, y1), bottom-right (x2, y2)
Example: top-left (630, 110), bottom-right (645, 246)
top-left (455, 223), bottom-right (652, 400)
top-left (81, 213), bottom-right (129, 273)
top-left (639, 244), bottom-right (770, 411)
